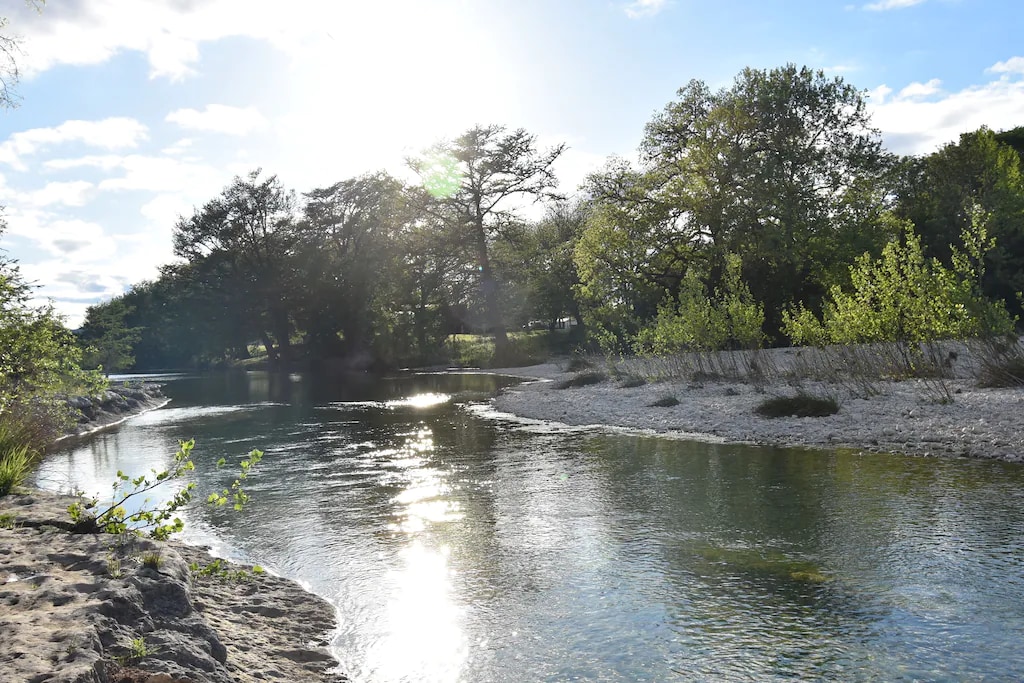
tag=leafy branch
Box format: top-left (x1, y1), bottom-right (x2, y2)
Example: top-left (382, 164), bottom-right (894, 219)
top-left (68, 439), bottom-right (264, 541)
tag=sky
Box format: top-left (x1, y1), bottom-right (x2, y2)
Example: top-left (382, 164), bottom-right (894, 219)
top-left (0, 0), bottom-right (1022, 327)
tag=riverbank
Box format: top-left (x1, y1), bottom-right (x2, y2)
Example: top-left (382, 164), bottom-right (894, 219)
top-left (61, 382), bottom-right (170, 439)
top-left (487, 358), bottom-right (1024, 462)
top-left (0, 490), bottom-right (344, 683)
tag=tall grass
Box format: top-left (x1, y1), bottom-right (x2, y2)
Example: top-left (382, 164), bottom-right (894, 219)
top-left (0, 401), bottom-right (68, 496)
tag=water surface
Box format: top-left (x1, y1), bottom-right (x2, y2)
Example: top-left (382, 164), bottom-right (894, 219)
top-left (36, 372), bottom-right (1024, 682)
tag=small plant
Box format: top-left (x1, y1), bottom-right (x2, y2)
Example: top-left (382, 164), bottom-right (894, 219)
top-left (619, 376), bottom-right (646, 388)
top-left (649, 395), bottom-right (680, 407)
top-left (555, 371), bottom-right (607, 389)
top-left (0, 512), bottom-right (15, 529)
top-left (140, 552), bottom-right (163, 570)
top-left (189, 558), bottom-right (264, 583)
top-left (0, 443), bottom-right (32, 496)
top-left (106, 555), bottom-right (123, 578)
top-left (68, 440), bottom-right (263, 540)
top-left (755, 394), bottom-right (839, 418)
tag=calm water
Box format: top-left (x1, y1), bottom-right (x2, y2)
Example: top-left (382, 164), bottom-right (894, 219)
top-left (35, 372), bottom-right (1024, 682)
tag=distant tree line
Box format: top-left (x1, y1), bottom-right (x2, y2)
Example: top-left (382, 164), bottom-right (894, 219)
top-left (78, 64), bottom-right (1024, 372)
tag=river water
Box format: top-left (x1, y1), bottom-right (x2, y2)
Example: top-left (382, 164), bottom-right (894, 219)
top-left (35, 372), bottom-right (1024, 682)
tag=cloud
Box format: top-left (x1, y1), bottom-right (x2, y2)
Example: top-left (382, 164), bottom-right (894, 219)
top-left (988, 56), bottom-right (1024, 75)
top-left (0, 118), bottom-right (148, 170)
top-left (166, 104), bottom-right (269, 135)
top-left (870, 63), bottom-right (1024, 155)
top-left (863, 0), bottom-right (926, 10)
top-left (624, 0), bottom-right (670, 18)
top-left (898, 78), bottom-right (942, 99)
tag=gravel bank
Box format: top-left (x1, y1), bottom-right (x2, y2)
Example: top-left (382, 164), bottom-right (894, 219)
top-left (487, 360), bottom-right (1024, 462)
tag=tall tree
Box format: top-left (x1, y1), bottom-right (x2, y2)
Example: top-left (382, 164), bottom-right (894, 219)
top-left (896, 127), bottom-right (1024, 319)
top-left (409, 125), bottom-right (565, 358)
top-left (579, 64), bottom-right (893, 343)
top-left (173, 170), bottom-right (298, 364)
top-left (295, 173), bottom-right (408, 364)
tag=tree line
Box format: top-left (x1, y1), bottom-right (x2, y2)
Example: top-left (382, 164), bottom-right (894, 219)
top-left (77, 64), bottom-right (1024, 372)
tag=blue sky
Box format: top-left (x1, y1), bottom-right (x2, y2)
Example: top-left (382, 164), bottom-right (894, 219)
top-left (0, 0), bottom-right (1022, 326)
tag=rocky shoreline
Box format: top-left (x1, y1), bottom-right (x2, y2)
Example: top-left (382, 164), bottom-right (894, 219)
top-left (61, 383), bottom-right (170, 439)
top-left (487, 360), bottom-right (1024, 462)
top-left (0, 490), bottom-right (344, 683)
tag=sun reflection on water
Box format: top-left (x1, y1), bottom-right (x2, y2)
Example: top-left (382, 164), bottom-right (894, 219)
top-left (386, 392), bottom-right (451, 409)
top-left (359, 422), bottom-right (468, 680)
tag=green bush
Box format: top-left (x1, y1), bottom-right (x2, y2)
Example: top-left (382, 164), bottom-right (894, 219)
top-left (755, 394), bottom-right (839, 418)
top-left (635, 253), bottom-right (764, 355)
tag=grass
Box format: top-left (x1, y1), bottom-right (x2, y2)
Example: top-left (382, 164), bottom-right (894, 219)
top-left (649, 395), bottom-right (680, 407)
top-left (555, 371), bottom-right (607, 389)
top-left (141, 552), bottom-right (163, 569)
top-left (755, 393), bottom-right (839, 418)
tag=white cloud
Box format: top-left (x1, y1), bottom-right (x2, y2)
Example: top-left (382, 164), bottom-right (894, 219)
top-left (863, 0), bottom-right (926, 10)
top-left (988, 56), bottom-right (1024, 75)
top-left (624, 0), bottom-right (670, 19)
top-left (0, 118), bottom-right (147, 170)
top-left (870, 68), bottom-right (1024, 155)
top-left (25, 181), bottom-right (94, 207)
top-left (898, 78), bottom-right (942, 99)
top-left (166, 104), bottom-right (269, 135)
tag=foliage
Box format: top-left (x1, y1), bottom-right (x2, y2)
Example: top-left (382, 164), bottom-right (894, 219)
top-left (649, 395), bottom-right (680, 407)
top-left (635, 254), bottom-right (764, 354)
top-left (974, 336), bottom-right (1024, 388)
top-left (755, 394), bottom-right (839, 418)
top-left (410, 125), bottom-right (565, 356)
top-left (77, 298), bottom-right (142, 374)
top-left (783, 215), bottom-right (1015, 350)
top-left (578, 64), bottom-right (893, 344)
top-left (140, 552), bottom-right (163, 569)
top-left (0, 440), bottom-right (29, 495)
top-left (68, 440), bottom-right (264, 540)
top-left (189, 558), bottom-right (265, 583)
top-left (896, 127), bottom-right (1024, 320)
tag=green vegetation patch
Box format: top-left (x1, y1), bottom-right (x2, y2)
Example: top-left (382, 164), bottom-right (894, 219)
top-left (755, 394), bottom-right (839, 418)
top-left (649, 395), bottom-right (680, 407)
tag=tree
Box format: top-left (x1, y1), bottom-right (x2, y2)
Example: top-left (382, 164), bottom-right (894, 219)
top-left (895, 127), bottom-right (1024, 319)
top-left (409, 125), bottom-right (565, 358)
top-left (77, 298), bottom-right (142, 374)
top-left (580, 64), bottom-right (894, 344)
top-left (173, 170), bottom-right (298, 364)
top-left (294, 173), bottom-right (409, 364)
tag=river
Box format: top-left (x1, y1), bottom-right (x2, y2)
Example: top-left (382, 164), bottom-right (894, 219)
top-left (34, 371), bottom-right (1024, 682)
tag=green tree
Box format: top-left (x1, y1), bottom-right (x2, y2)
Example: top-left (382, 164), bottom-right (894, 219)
top-left (784, 214), bottom-right (1015, 349)
top-left (409, 125), bottom-right (565, 359)
top-left (294, 172), bottom-right (409, 365)
top-left (895, 127), bottom-right (1024, 319)
top-left (173, 170), bottom-right (298, 364)
top-left (580, 64), bottom-right (893, 344)
top-left (78, 298), bottom-right (142, 374)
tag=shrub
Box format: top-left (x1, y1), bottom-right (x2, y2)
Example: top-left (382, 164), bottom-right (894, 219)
top-left (975, 336), bottom-right (1024, 388)
top-left (0, 443), bottom-right (31, 495)
top-left (755, 394), bottom-right (839, 418)
top-left (555, 371), bottom-right (607, 389)
top-left (619, 376), bottom-right (646, 388)
top-left (649, 395), bottom-right (680, 407)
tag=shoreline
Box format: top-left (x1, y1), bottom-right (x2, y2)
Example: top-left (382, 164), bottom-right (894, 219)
top-left (0, 490), bottom-right (345, 683)
top-left (486, 361), bottom-right (1024, 463)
